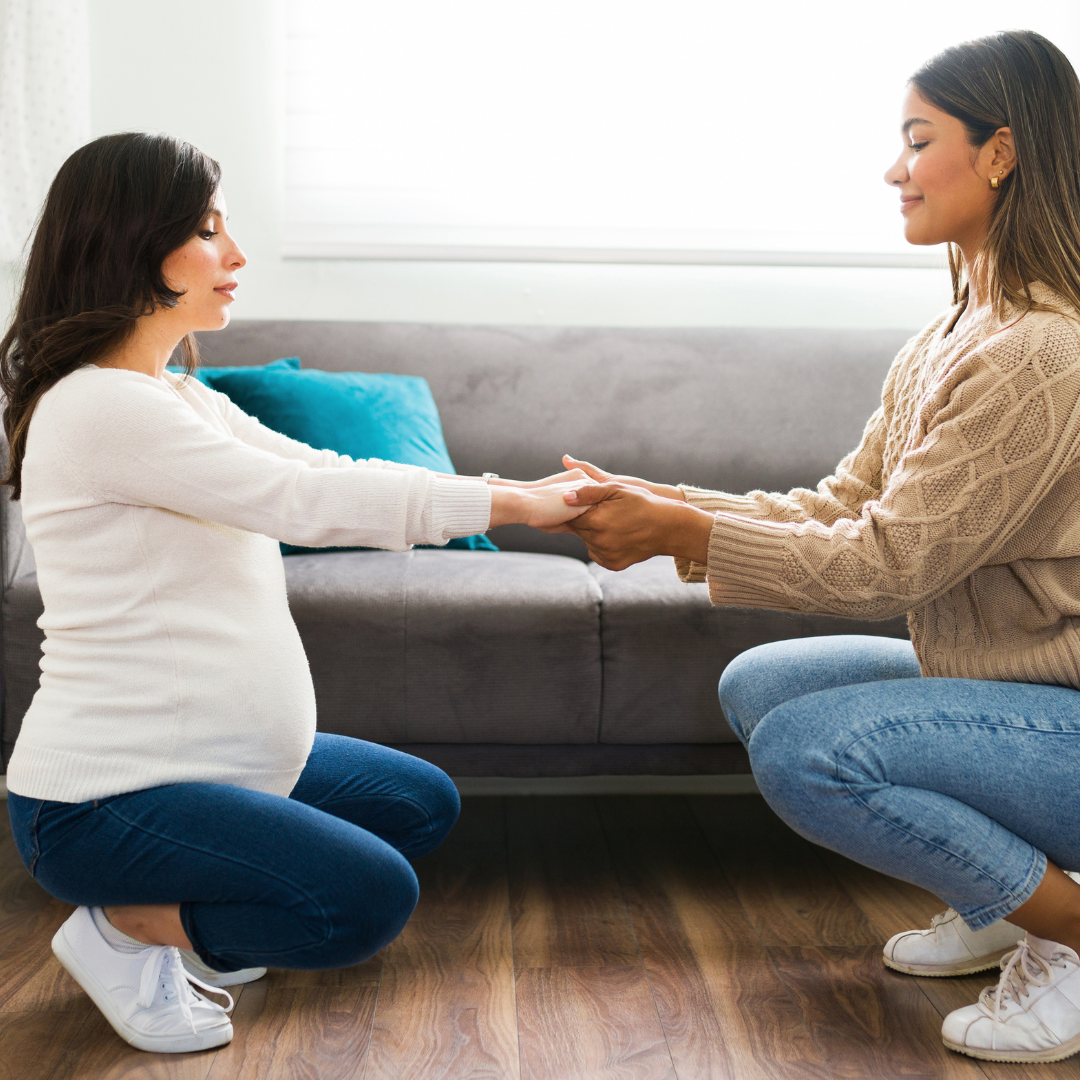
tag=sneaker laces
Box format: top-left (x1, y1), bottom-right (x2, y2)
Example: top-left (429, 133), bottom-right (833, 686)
top-left (137, 947), bottom-right (235, 1034)
top-left (980, 940), bottom-right (1067, 1019)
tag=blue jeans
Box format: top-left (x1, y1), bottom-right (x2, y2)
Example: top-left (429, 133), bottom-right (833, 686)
top-left (6, 734), bottom-right (460, 971)
top-left (719, 635), bottom-right (1080, 930)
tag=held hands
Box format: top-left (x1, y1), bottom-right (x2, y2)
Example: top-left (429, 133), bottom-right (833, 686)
top-left (486, 456), bottom-right (713, 570)
top-left (562, 482), bottom-right (714, 570)
top-left (488, 480), bottom-right (599, 531)
top-left (518, 456), bottom-right (688, 503)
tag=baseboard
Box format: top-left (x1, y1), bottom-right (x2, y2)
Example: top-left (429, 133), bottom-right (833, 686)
top-left (391, 742), bottom-right (752, 777)
top-left (452, 774), bottom-right (760, 796)
top-left (0, 772), bottom-right (759, 801)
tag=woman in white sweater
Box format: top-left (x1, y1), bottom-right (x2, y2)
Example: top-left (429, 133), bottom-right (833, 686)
top-left (1, 133), bottom-right (592, 1054)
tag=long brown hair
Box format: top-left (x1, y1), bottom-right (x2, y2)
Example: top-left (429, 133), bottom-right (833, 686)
top-left (911, 31), bottom-right (1080, 319)
top-left (0, 132), bottom-right (221, 499)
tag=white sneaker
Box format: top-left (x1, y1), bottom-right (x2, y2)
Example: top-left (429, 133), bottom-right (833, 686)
top-left (180, 949), bottom-right (267, 989)
top-left (942, 934), bottom-right (1080, 1063)
top-left (883, 909), bottom-right (1025, 976)
top-left (52, 907), bottom-right (234, 1053)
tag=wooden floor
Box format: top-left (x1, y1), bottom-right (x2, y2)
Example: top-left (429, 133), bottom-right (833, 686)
top-left (3, 795), bottom-right (1080, 1080)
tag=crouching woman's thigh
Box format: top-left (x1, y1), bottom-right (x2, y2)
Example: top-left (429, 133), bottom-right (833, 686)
top-left (290, 733), bottom-right (461, 862)
top-left (718, 634), bottom-right (921, 747)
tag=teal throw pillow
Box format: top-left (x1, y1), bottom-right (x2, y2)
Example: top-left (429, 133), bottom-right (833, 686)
top-left (205, 366), bottom-right (497, 555)
top-left (165, 356), bottom-right (300, 385)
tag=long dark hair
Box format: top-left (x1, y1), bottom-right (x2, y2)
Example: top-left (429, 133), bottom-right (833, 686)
top-left (910, 31), bottom-right (1080, 318)
top-left (0, 132), bottom-right (221, 499)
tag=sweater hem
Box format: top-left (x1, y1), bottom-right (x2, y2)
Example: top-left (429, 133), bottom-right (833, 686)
top-left (5, 742), bottom-right (308, 804)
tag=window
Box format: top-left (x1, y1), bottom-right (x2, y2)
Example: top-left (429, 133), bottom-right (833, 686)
top-left (285, 1), bottom-right (1080, 266)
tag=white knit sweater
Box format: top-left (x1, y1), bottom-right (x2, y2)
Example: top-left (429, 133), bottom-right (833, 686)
top-left (5, 367), bottom-right (492, 803)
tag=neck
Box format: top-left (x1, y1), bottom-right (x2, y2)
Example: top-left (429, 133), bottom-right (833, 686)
top-left (96, 317), bottom-right (186, 379)
top-left (959, 246), bottom-right (991, 314)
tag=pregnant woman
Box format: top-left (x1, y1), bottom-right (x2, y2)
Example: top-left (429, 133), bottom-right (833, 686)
top-left (560, 30), bottom-right (1080, 1065)
top-left (1, 133), bottom-right (593, 1053)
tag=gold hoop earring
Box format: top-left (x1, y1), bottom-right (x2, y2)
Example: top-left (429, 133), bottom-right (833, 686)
top-left (990, 176), bottom-right (999, 189)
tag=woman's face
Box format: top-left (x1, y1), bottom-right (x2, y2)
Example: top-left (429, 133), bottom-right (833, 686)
top-left (884, 88), bottom-right (1013, 256)
top-left (160, 189), bottom-right (246, 331)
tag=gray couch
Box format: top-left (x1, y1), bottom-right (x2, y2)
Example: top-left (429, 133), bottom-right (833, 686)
top-left (0, 321), bottom-right (914, 778)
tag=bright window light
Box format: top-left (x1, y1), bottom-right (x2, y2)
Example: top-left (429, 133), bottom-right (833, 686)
top-left (284, 1), bottom-right (1080, 265)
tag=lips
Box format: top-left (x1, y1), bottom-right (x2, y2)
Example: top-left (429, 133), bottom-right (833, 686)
top-left (900, 196), bottom-right (923, 213)
top-left (214, 283), bottom-right (237, 299)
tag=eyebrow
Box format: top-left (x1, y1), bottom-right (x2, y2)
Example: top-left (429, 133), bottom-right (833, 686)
top-left (902, 117), bottom-right (934, 134)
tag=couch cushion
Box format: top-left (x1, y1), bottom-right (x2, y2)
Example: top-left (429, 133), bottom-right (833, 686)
top-left (286, 549), bottom-right (602, 744)
top-left (590, 557), bottom-right (911, 745)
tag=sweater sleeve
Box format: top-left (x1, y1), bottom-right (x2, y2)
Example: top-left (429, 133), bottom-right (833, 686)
top-left (181, 377), bottom-right (414, 473)
top-left (51, 372), bottom-right (491, 550)
top-left (695, 315), bottom-right (1080, 618)
top-left (674, 392), bottom-right (891, 583)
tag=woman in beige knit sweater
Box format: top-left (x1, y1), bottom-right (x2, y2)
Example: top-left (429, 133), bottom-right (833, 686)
top-left (552, 30), bottom-right (1080, 1065)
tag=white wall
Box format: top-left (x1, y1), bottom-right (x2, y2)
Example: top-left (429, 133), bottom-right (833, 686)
top-left (75, 0), bottom-right (950, 330)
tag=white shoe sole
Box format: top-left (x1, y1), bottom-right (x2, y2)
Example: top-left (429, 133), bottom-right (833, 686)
top-left (944, 1030), bottom-right (1080, 1063)
top-left (883, 946), bottom-right (1016, 977)
top-left (52, 926), bottom-right (233, 1053)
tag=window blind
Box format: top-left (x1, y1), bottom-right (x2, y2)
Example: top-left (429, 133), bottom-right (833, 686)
top-left (284, 1), bottom-right (1080, 266)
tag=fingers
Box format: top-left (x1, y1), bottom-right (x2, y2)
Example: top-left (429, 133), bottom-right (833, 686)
top-left (527, 467), bottom-right (589, 488)
top-left (564, 482), bottom-right (619, 506)
top-left (562, 455), bottom-right (610, 482)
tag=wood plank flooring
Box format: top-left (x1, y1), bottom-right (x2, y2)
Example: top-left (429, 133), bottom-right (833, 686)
top-left (3, 793), bottom-right (1080, 1079)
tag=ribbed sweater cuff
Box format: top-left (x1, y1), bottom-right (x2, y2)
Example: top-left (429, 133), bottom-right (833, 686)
top-left (428, 477), bottom-right (492, 541)
top-left (674, 556), bottom-right (708, 583)
top-left (679, 484), bottom-right (764, 516)
top-left (704, 512), bottom-right (800, 609)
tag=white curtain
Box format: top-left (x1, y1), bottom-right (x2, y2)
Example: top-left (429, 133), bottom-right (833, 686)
top-left (0, 0), bottom-right (90, 263)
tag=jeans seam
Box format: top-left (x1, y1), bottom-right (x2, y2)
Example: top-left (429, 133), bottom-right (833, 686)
top-left (832, 721), bottom-right (1049, 908)
top-left (835, 716), bottom-right (1080, 758)
top-left (314, 792), bottom-right (435, 837)
top-left (960, 848), bottom-right (1047, 929)
top-left (101, 803), bottom-right (335, 951)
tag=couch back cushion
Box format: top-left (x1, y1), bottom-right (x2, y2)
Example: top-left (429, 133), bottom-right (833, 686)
top-left (198, 321), bottom-right (914, 495)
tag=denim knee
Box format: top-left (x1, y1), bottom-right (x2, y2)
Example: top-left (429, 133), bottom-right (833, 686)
top-left (402, 763), bottom-right (460, 861)
top-left (746, 699), bottom-right (840, 844)
top-left (718, 647), bottom-right (768, 746)
top-left (331, 845), bottom-right (421, 966)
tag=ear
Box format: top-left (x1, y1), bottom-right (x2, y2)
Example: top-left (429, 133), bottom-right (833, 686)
top-left (982, 126), bottom-right (1016, 182)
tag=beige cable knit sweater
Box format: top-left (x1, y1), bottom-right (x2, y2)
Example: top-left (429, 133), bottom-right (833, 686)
top-left (676, 284), bottom-right (1080, 689)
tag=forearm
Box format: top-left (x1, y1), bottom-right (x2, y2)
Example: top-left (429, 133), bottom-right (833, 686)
top-left (663, 500), bottom-right (714, 562)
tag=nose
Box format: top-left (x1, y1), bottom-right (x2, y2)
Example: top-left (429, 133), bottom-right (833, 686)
top-left (227, 242), bottom-right (247, 271)
top-left (884, 151), bottom-right (908, 187)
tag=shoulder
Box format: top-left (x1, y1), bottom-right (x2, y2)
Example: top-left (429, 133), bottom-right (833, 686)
top-left (36, 366), bottom-right (193, 448)
top-left (978, 287), bottom-right (1080, 377)
top-left (163, 369), bottom-right (219, 405)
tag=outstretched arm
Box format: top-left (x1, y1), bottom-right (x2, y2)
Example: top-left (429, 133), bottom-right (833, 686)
top-left (561, 316), bottom-right (1080, 622)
